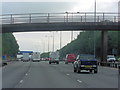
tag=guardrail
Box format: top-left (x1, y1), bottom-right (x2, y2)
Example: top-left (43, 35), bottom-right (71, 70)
top-left (0, 12), bottom-right (119, 24)
top-left (98, 62), bottom-right (119, 68)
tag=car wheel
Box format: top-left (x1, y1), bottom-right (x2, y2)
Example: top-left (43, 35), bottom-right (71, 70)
top-left (90, 70), bottom-right (92, 73)
top-left (65, 61), bottom-right (68, 64)
top-left (49, 62), bottom-right (51, 64)
top-left (74, 68), bottom-right (77, 72)
top-left (94, 69), bottom-right (97, 73)
top-left (77, 68), bottom-right (80, 73)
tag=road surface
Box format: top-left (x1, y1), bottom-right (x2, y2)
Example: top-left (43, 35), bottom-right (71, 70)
top-left (2, 61), bottom-right (118, 88)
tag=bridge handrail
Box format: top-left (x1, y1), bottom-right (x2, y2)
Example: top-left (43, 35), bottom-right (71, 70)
top-left (1, 12), bottom-right (119, 24)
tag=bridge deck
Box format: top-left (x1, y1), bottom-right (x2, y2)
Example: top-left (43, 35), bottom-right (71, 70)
top-left (2, 22), bottom-right (119, 33)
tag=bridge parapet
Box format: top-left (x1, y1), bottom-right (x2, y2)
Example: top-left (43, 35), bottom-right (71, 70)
top-left (0, 12), bottom-right (119, 24)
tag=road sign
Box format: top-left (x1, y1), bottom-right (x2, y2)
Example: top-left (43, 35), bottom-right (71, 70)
top-left (2, 55), bottom-right (5, 60)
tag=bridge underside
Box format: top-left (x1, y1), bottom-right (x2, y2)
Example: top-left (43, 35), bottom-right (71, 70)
top-left (2, 22), bottom-right (119, 33)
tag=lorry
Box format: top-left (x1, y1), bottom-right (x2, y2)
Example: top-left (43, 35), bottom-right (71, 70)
top-left (65, 54), bottom-right (75, 64)
top-left (21, 53), bottom-right (30, 62)
top-left (17, 54), bottom-right (23, 61)
top-left (49, 52), bottom-right (59, 64)
top-left (31, 52), bottom-right (40, 62)
top-left (73, 54), bottom-right (98, 73)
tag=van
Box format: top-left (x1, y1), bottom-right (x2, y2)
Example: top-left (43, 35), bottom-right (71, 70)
top-left (65, 54), bottom-right (75, 64)
top-left (31, 52), bottom-right (40, 62)
top-left (22, 53), bottom-right (30, 62)
top-left (49, 52), bottom-right (59, 64)
top-left (107, 55), bottom-right (116, 62)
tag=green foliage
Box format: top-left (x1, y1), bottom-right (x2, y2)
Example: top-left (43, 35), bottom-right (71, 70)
top-left (59, 31), bottom-right (119, 58)
top-left (40, 52), bottom-right (50, 58)
top-left (2, 33), bottom-right (19, 57)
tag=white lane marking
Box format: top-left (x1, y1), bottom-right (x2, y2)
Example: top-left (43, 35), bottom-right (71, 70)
top-left (20, 80), bottom-right (23, 83)
top-left (66, 74), bottom-right (70, 75)
top-left (77, 80), bottom-right (82, 83)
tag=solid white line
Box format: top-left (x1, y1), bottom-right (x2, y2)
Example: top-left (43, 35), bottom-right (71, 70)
top-left (77, 80), bottom-right (82, 83)
top-left (20, 80), bottom-right (23, 83)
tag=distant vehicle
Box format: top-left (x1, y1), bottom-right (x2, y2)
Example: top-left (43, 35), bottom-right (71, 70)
top-left (65, 54), bottom-right (75, 64)
top-left (73, 54), bottom-right (98, 73)
top-left (107, 55), bottom-right (116, 62)
top-left (31, 52), bottom-right (40, 62)
top-left (22, 53), bottom-right (30, 62)
top-left (17, 54), bottom-right (23, 61)
top-left (118, 58), bottom-right (120, 62)
top-left (2, 55), bottom-right (7, 66)
top-left (45, 58), bottom-right (49, 61)
top-left (49, 52), bottom-right (59, 64)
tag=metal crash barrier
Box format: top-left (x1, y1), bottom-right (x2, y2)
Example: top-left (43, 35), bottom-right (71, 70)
top-left (98, 62), bottom-right (119, 68)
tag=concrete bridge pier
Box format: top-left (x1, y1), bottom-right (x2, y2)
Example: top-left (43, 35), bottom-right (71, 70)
top-left (101, 31), bottom-right (108, 62)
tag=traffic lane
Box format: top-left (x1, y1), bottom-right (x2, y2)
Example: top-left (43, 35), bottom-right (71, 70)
top-left (0, 68), bottom-right (2, 89)
top-left (2, 61), bottom-right (31, 88)
top-left (51, 62), bottom-right (118, 88)
top-left (17, 61), bottom-right (85, 88)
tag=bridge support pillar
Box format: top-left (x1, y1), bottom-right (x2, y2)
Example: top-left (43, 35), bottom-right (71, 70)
top-left (101, 31), bottom-right (108, 62)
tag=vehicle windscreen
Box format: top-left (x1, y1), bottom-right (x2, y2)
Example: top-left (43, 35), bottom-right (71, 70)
top-left (108, 56), bottom-right (114, 58)
top-left (81, 61), bottom-right (97, 65)
top-left (33, 54), bottom-right (40, 59)
top-left (79, 55), bottom-right (95, 60)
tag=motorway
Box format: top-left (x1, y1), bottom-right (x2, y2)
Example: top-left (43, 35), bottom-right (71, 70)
top-left (2, 61), bottom-right (118, 88)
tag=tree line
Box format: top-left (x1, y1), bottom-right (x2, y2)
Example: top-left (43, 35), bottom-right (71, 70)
top-left (2, 33), bottom-right (19, 58)
top-left (59, 31), bottom-right (119, 58)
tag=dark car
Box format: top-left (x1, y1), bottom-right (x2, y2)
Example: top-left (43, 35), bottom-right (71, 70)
top-left (73, 54), bottom-right (98, 73)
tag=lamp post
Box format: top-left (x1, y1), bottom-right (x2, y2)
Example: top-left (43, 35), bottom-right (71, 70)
top-left (71, 31), bottom-right (73, 41)
top-left (53, 32), bottom-right (54, 52)
top-left (94, 0), bottom-right (96, 58)
top-left (60, 31), bottom-right (62, 49)
top-left (45, 35), bottom-right (52, 52)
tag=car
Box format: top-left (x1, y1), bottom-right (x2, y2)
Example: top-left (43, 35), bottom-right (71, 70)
top-left (2, 60), bottom-right (7, 66)
top-left (118, 58), bottom-right (120, 61)
top-left (65, 54), bottom-right (75, 64)
top-left (45, 58), bottom-right (49, 61)
top-left (107, 55), bottom-right (116, 62)
top-left (49, 52), bottom-right (59, 64)
top-left (22, 53), bottom-right (30, 62)
top-left (73, 54), bottom-right (98, 73)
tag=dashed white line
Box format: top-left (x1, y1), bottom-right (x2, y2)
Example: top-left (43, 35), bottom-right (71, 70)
top-left (77, 80), bottom-right (82, 83)
top-left (20, 80), bottom-right (23, 83)
top-left (66, 74), bottom-right (70, 75)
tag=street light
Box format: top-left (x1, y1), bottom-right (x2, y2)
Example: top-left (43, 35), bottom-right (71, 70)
top-left (71, 31), bottom-right (73, 41)
top-left (45, 35), bottom-right (53, 53)
top-left (53, 32), bottom-right (54, 52)
top-left (94, 0), bottom-right (96, 58)
top-left (60, 31), bottom-right (62, 49)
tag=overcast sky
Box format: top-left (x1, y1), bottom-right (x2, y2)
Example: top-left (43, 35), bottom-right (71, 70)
top-left (2, 0), bottom-right (119, 53)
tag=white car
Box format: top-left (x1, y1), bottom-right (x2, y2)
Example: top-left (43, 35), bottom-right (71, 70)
top-left (107, 55), bottom-right (116, 62)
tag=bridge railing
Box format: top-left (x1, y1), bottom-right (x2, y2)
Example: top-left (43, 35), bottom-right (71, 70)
top-left (0, 12), bottom-right (119, 24)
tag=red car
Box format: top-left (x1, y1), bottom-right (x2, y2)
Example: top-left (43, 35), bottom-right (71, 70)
top-left (45, 58), bottom-right (49, 61)
top-left (65, 54), bottom-right (75, 64)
